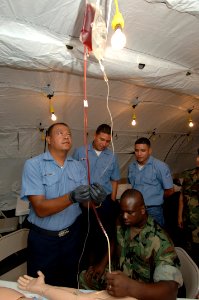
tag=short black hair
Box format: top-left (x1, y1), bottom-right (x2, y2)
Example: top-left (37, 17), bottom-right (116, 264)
top-left (120, 188), bottom-right (144, 205)
top-left (96, 124), bottom-right (112, 135)
top-left (135, 137), bottom-right (151, 147)
top-left (47, 123), bottom-right (69, 136)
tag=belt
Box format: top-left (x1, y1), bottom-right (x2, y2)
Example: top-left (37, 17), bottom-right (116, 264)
top-left (146, 205), bottom-right (162, 208)
top-left (30, 223), bottom-right (71, 238)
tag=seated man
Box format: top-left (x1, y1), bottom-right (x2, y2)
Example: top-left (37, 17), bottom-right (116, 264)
top-left (80, 189), bottom-right (183, 300)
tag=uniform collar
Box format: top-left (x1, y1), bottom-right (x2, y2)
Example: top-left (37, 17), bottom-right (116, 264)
top-left (43, 151), bottom-right (73, 162)
top-left (89, 143), bottom-right (110, 154)
top-left (135, 155), bottom-right (153, 166)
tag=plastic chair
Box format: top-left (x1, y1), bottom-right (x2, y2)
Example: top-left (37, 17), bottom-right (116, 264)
top-left (175, 246), bottom-right (199, 299)
top-left (0, 228), bottom-right (29, 281)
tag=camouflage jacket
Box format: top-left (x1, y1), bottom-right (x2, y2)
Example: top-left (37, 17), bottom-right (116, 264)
top-left (181, 168), bottom-right (199, 243)
top-left (79, 216), bottom-right (183, 290)
top-left (116, 215), bottom-right (183, 285)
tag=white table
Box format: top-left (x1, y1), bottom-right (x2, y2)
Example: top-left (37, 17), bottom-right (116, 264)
top-left (15, 197), bottom-right (30, 226)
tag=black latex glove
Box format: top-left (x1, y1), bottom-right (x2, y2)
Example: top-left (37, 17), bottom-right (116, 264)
top-left (90, 183), bottom-right (107, 204)
top-left (69, 185), bottom-right (90, 203)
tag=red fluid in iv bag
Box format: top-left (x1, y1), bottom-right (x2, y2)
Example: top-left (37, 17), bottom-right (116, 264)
top-left (80, 3), bottom-right (96, 52)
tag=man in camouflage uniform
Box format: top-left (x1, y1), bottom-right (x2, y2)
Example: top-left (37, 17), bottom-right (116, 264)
top-left (181, 152), bottom-right (199, 265)
top-left (80, 189), bottom-right (183, 300)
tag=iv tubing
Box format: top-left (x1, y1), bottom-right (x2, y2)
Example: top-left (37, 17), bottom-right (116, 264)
top-left (83, 47), bottom-right (112, 274)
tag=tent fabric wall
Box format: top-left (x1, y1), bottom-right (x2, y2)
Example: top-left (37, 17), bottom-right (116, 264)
top-left (0, 0), bottom-right (198, 209)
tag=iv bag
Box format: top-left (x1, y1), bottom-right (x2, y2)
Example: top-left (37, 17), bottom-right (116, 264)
top-left (80, 2), bottom-right (96, 52)
top-left (92, 6), bottom-right (107, 61)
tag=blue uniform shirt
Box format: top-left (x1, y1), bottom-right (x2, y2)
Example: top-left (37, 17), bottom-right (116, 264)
top-left (73, 143), bottom-right (120, 194)
top-left (20, 151), bottom-right (87, 230)
top-left (128, 156), bottom-right (173, 206)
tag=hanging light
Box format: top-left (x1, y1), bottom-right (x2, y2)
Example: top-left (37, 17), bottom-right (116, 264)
top-left (51, 113), bottom-right (57, 121)
top-left (187, 108), bottom-right (194, 127)
top-left (130, 97), bottom-right (139, 126)
top-left (47, 90), bottom-right (57, 121)
top-left (49, 99), bottom-right (57, 121)
top-left (131, 104), bottom-right (137, 126)
top-left (131, 112), bottom-right (136, 126)
top-left (43, 84), bottom-right (57, 122)
top-left (188, 117), bottom-right (194, 127)
top-left (111, 0), bottom-right (126, 50)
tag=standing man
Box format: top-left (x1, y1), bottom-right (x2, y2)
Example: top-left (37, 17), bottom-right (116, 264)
top-left (128, 137), bottom-right (174, 227)
top-left (73, 124), bottom-right (120, 266)
top-left (20, 122), bottom-right (105, 288)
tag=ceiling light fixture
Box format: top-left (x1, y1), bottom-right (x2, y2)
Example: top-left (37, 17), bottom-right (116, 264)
top-left (131, 104), bottom-right (137, 126)
top-left (138, 63), bottom-right (145, 70)
top-left (111, 0), bottom-right (126, 50)
top-left (187, 108), bottom-right (194, 128)
top-left (131, 112), bottom-right (136, 126)
top-left (130, 97), bottom-right (140, 126)
top-left (66, 44), bottom-right (73, 50)
top-left (186, 71), bottom-right (191, 76)
top-left (50, 103), bottom-right (57, 121)
top-left (45, 84), bottom-right (57, 122)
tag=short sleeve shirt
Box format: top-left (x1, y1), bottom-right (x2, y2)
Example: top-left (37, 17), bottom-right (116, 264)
top-left (20, 151), bottom-right (87, 230)
top-left (73, 143), bottom-right (120, 194)
top-left (128, 156), bottom-right (173, 205)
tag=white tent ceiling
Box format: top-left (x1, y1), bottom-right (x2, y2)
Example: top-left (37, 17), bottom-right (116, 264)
top-left (0, 0), bottom-right (198, 209)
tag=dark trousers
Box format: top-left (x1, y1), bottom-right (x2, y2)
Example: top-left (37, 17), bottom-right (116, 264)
top-left (146, 205), bottom-right (164, 227)
top-left (27, 216), bottom-right (83, 287)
